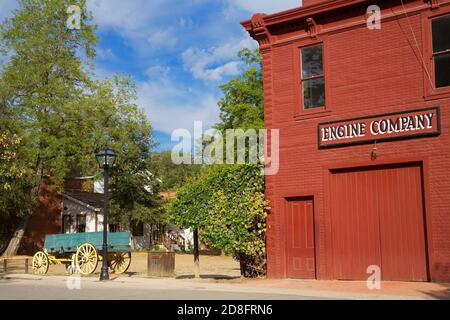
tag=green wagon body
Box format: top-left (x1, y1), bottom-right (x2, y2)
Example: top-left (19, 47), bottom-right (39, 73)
top-left (32, 231), bottom-right (132, 275)
top-left (44, 231), bottom-right (131, 254)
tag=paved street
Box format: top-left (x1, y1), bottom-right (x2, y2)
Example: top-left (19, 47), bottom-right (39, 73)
top-left (2, 273), bottom-right (444, 300)
top-left (0, 274), bottom-right (329, 300)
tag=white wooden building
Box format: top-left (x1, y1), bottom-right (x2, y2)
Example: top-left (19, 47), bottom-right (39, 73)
top-left (59, 190), bottom-right (104, 233)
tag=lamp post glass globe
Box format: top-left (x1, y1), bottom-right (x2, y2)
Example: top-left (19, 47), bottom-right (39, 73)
top-left (96, 147), bottom-right (116, 168)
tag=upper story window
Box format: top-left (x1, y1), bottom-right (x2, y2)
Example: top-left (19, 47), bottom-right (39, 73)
top-left (301, 44), bottom-right (325, 109)
top-left (432, 15), bottom-right (450, 88)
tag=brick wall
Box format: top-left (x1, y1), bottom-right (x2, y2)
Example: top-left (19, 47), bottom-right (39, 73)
top-left (18, 178), bottom-right (61, 255)
top-left (248, 0), bottom-right (450, 281)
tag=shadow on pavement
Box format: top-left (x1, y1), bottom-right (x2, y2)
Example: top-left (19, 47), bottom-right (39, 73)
top-left (176, 274), bottom-right (241, 280)
top-left (420, 283), bottom-right (450, 300)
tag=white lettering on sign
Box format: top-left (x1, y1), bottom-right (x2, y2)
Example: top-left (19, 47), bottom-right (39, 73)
top-left (318, 108), bottom-right (440, 148)
top-left (322, 123), bottom-right (366, 142)
top-left (370, 113), bottom-right (434, 135)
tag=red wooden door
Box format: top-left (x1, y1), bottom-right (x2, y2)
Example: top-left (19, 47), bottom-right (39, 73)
top-left (285, 198), bottom-right (316, 279)
top-left (377, 165), bottom-right (428, 281)
top-left (330, 169), bottom-right (382, 280)
top-left (330, 163), bottom-right (428, 281)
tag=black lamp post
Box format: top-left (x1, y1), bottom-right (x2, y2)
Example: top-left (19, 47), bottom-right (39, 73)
top-left (95, 147), bottom-right (116, 281)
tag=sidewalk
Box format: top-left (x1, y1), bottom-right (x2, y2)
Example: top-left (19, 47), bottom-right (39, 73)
top-left (235, 278), bottom-right (450, 300)
top-left (2, 273), bottom-right (449, 300)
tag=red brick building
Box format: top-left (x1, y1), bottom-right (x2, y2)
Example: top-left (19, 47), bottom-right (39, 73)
top-left (242, 0), bottom-right (450, 282)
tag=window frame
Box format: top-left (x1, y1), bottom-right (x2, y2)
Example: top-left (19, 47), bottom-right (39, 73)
top-left (62, 215), bottom-right (71, 234)
top-left (301, 44), bottom-right (326, 110)
top-left (293, 37), bottom-right (332, 120)
top-left (431, 15), bottom-right (450, 88)
top-left (423, 8), bottom-right (450, 100)
top-left (76, 214), bottom-right (86, 233)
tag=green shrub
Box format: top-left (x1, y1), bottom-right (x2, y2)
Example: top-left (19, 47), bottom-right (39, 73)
top-left (170, 164), bottom-right (269, 277)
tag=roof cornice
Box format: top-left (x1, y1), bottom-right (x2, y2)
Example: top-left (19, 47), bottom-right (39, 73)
top-left (241, 0), bottom-right (368, 30)
top-left (241, 0), bottom-right (448, 46)
top-left (266, 0), bottom-right (369, 26)
top-left (241, 0), bottom-right (372, 47)
top-left (58, 192), bottom-right (101, 211)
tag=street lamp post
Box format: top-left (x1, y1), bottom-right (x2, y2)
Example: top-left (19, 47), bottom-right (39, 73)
top-left (95, 147), bottom-right (116, 281)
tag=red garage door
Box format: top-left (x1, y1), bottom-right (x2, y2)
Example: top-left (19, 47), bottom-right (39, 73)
top-left (330, 163), bottom-right (428, 281)
top-left (285, 198), bottom-right (316, 279)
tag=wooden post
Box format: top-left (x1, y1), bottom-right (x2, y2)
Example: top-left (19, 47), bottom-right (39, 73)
top-left (193, 228), bottom-right (200, 279)
top-left (25, 258), bottom-right (29, 274)
top-left (147, 252), bottom-right (175, 277)
top-left (3, 259), bottom-right (7, 274)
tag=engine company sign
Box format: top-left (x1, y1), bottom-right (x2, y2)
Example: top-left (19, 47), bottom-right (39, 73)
top-left (318, 107), bottom-right (441, 148)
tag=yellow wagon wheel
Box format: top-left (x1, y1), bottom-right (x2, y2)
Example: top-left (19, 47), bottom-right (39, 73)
top-left (32, 251), bottom-right (49, 275)
top-left (75, 243), bottom-right (98, 275)
top-left (109, 252), bottom-right (131, 274)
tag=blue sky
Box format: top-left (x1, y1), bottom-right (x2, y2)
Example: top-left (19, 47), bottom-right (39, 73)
top-left (0, 0), bottom-right (302, 151)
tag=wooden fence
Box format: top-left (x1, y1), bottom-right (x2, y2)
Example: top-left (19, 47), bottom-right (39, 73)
top-left (0, 257), bottom-right (30, 274)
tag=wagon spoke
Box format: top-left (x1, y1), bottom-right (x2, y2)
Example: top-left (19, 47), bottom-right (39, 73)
top-left (109, 252), bottom-right (131, 274)
top-left (32, 251), bottom-right (49, 275)
top-left (76, 243), bottom-right (98, 275)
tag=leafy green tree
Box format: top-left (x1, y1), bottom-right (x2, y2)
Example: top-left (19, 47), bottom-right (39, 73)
top-left (171, 164), bottom-right (269, 277)
top-left (0, 0), bottom-right (97, 190)
top-left (0, 130), bottom-right (36, 254)
top-left (0, 0), bottom-right (98, 255)
top-left (0, 132), bottom-right (35, 217)
top-left (170, 49), bottom-right (268, 277)
top-left (151, 151), bottom-right (201, 191)
top-left (0, 0), bottom-right (162, 253)
top-left (92, 76), bottom-right (164, 230)
top-left (215, 48), bottom-right (264, 132)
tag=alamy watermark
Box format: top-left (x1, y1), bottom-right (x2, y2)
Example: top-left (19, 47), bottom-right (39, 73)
top-left (171, 121), bottom-right (279, 176)
top-left (66, 5), bottom-right (81, 30)
top-left (66, 260), bottom-right (81, 290)
top-left (366, 265), bottom-right (382, 290)
top-left (367, 5), bottom-right (381, 30)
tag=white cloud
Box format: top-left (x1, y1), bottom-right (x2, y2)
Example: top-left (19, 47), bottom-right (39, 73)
top-left (96, 48), bottom-right (115, 60)
top-left (182, 36), bottom-right (257, 82)
top-left (87, 0), bottom-right (172, 53)
top-left (228, 0), bottom-right (302, 14)
top-left (87, 0), bottom-right (153, 32)
top-left (147, 29), bottom-right (177, 50)
top-left (137, 79), bottom-right (220, 135)
top-left (203, 61), bottom-right (241, 82)
top-left (145, 65), bottom-right (171, 79)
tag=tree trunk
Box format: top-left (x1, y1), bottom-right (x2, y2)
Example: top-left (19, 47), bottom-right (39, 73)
top-left (1, 214), bottom-right (30, 257)
top-left (193, 228), bottom-right (200, 279)
top-left (2, 169), bottom-right (43, 258)
top-left (148, 224), bottom-right (153, 248)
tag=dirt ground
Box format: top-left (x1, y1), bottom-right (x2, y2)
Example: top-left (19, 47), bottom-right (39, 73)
top-left (131, 253), bottom-right (241, 279)
top-left (1, 253), bottom-right (242, 279)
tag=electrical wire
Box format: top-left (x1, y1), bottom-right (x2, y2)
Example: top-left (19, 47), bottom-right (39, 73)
top-left (399, 0), bottom-right (435, 90)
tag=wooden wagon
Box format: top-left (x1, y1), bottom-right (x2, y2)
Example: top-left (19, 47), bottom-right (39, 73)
top-left (32, 231), bottom-right (131, 276)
